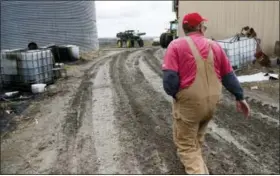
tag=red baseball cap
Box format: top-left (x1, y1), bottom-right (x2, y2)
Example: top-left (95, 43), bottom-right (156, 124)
top-left (182, 12), bottom-right (207, 27)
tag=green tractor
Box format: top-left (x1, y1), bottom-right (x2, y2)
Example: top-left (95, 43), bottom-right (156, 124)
top-left (160, 20), bottom-right (178, 48)
top-left (116, 30), bottom-right (146, 48)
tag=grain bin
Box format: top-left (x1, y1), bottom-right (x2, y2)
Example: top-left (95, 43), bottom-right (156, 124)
top-left (1, 1), bottom-right (99, 52)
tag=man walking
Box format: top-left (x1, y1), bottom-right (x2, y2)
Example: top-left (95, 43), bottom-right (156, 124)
top-left (162, 12), bottom-right (250, 174)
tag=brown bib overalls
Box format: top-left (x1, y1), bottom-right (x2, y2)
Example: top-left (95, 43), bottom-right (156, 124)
top-left (172, 36), bottom-right (222, 174)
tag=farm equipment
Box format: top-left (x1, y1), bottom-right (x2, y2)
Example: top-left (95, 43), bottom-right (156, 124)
top-left (160, 19), bottom-right (178, 48)
top-left (116, 30), bottom-right (146, 48)
top-left (152, 37), bottom-right (160, 46)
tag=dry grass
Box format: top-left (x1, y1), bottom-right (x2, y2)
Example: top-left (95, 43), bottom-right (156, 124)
top-left (241, 81), bottom-right (279, 98)
top-left (143, 40), bottom-right (154, 47)
top-left (236, 63), bottom-right (279, 98)
top-left (99, 39), bottom-right (154, 49)
top-left (236, 63), bottom-right (279, 76)
top-left (80, 50), bottom-right (100, 60)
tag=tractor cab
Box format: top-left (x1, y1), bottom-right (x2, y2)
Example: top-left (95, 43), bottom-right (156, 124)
top-left (170, 20), bottom-right (178, 31)
top-left (116, 30), bottom-right (145, 48)
top-left (125, 30), bottom-right (134, 34)
top-left (125, 30), bottom-right (134, 33)
top-left (169, 20), bottom-right (178, 37)
top-left (159, 19), bottom-right (178, 48)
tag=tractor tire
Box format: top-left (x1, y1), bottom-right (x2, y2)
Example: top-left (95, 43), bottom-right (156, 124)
top-left (160, 33), bottom-right (167, 48)
top-left (126, 40), bottom-right (132, 48)
top-left (165, 33), bottom-right (174, 48)
top-left (117, 40), bottom-right (123, 48)
top-left (131, 40), bottom-right (135, 48)
top-left (138, 39), bottom-right (144, 47)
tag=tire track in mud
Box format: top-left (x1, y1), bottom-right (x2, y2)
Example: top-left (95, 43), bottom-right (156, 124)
top-left (109, 51), bottom-right (185, 174)
top-left (211, 92), bottom-right (279, 174)
top-left (51, 53), bottom-right (121, 174)
top-left (46, 48), bottom-right (278, 174)
top-left (244, 96), bottom-right (279, 120)
top-left (108, 53), bottom-right (143, 174)
top-left (152, 48), bottom-right (165, 63)
top-left (91, 61), bottom-right (122, 174)
top-left (138, 51), bottom-right (259, 174)
top-left (142, 55), bottom-right (163, 78)
top-left (136, 51), bottom-right (279, 174)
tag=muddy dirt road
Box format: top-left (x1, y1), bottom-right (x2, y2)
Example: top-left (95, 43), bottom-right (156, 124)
top-left (1, 48), bottom-right (279, 174)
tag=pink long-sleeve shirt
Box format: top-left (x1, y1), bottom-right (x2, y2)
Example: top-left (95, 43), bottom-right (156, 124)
top-left (162, 32), bottom-right (233, 89)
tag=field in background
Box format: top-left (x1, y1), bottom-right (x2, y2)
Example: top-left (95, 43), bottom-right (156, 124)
top-left (99, 38), bottom-right (155, 49)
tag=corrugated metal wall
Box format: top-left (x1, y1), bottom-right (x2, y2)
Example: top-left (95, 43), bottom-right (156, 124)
top-left (178, 1), bottom-right (279, 54)
top-left (1, 1), bottom-right (99, 52)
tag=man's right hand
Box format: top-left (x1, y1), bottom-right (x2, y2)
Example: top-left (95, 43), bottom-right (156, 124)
top-left (236, 100), bottom-right (250, 118)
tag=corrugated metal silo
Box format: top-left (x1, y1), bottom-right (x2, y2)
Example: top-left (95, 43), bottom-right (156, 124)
top-left (1, 1), bottom-right (99, 52)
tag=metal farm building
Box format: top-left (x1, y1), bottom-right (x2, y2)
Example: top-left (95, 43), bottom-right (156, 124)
top-left (175, 1), bottom-right (279, 54)
top-left (1, 1), bottom-right (99, 52)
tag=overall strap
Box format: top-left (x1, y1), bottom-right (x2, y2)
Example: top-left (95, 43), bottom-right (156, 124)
top-left (185, 36), bottom-right (202, 60)
top-left (206, 39), bottom-right (214, 61)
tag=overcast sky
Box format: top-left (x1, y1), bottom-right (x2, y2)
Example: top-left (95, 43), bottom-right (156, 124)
top-left (95, 1), bottom-right (176, 38)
